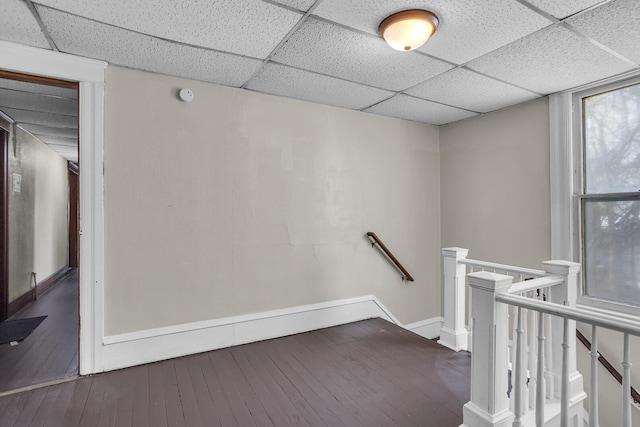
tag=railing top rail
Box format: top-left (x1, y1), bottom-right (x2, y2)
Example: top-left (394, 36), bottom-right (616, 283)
top-left (459, 258), bottom-right (546, 278)
top-left (508, 276), bottom-right (564, 294)
top-left (496, 293), bottom-right (640, 336)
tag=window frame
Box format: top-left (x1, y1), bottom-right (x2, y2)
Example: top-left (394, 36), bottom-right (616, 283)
top-left (551, 71), bottom-right (640, 316)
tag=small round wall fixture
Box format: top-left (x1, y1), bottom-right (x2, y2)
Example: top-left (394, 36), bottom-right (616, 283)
top-left (379, 9), bottom-right (439, 52)
top-left (179, 88), bottom-right (194, 102)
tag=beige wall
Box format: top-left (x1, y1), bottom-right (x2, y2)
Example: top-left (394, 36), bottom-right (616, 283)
top-left (103, 66), bottom-right (441, 335)
top-left (8, 126), bottom-right (36, 301)
top-left (33, 134), bottom-right (69, 280)
top-left (8, 125), bottom-right (68, 302)
top-left (440, 97), bottom-right (551, 268)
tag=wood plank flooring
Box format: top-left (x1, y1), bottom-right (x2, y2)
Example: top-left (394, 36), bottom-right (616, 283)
top-left (0, 318), bottom-right (470, 426)
top-left (0, 269), bottom-right (78, 393)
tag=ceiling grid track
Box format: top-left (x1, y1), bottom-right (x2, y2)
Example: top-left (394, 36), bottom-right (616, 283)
top-left (241, 0), bottom-right (325, 89)
top-left (24, 0), bottom-right (59, 52)
top-left (560, 22), bottom-right (639, 68)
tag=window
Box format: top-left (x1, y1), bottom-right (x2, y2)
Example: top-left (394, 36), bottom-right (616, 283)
top-left (575, 78), bottom-right (640, 308)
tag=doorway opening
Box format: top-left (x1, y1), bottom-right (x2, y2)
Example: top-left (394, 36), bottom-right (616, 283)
top-left (0, 70), bottom-right (80, 393)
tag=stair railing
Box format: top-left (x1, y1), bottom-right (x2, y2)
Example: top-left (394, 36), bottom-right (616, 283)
top-left (576, 329), bottom-right (640, 406)
top-left (442, 248), bottom-right (640, 427)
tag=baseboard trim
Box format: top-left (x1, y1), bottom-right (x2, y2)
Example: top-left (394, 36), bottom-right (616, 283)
top-left (36, 266), bottom-right (68, 297)
top-left (405, 317), bottom-right (444, 340)
top-left (102, 295), bottom-right (402, 372)
top-left (7, 266), bottom-right (68, 317)
top-left (7, 289), bottom-right (34, 318)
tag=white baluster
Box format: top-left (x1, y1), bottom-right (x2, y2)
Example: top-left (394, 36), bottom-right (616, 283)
top-left (536, 311), bottom-right (545, 427)
top-left (589, 325), bottom-right (598, 427)
top-left (622, 333), bottom-right (631, 427)
top-left (561, 317), bottom-right (569, 427)
top-left (510, 305), bottom-right (518, 412)
top-left (544, 290), bottom-right (554, 401)
top-left (522, 305), bottom-right (529, 413)
top-left (528, 294), bottom-right (537, 411)
top-left (513, 306), bottom-right (525, 426)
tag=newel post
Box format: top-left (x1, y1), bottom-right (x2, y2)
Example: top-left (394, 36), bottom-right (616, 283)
top-left (543, 261), bottom-right (586, 425)
top-left (439, 247), bottom-right (469, 352)
top-left (462, 272), bottom-right (514, 427)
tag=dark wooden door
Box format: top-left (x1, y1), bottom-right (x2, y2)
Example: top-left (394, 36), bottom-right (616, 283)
top-left (68, 163), bottom-right (79, 268)
top-left (0, 113), bottom-right (10, 321)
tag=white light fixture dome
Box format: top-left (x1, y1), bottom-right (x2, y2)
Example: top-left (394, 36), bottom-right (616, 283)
top-left (379, 9), bottom-right (439, 52)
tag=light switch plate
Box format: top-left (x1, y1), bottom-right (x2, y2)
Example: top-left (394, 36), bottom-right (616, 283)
top-left (12, 173), bottom-right (22, 193)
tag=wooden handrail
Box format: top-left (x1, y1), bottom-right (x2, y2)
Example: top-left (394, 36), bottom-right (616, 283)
top-left (576, 329), bottom-right (640, 404)
top-left (366, 232), bottom-right (414, 282)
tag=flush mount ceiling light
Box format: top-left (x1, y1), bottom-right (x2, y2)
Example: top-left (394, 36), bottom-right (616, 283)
top-left (379, 9), bottom-right (439, 52)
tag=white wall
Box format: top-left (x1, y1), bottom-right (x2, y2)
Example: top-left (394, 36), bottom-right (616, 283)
top-left (8, 125), bottom-right (68, 301)
top-left (440, 97), bottom-right (551, 268)
top-left (103, 66), bottom-right (441, 336)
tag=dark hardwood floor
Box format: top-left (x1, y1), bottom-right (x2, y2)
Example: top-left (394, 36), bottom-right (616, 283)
top-left (0, 269), bottom-right (78, 393)
top-left (0, 317), bottom-right (470, 427)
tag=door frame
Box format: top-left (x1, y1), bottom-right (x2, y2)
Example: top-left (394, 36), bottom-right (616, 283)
top-left (0, 111), bottom-right (10, 322)
top-left (0, 40), bottom-right (107, 375)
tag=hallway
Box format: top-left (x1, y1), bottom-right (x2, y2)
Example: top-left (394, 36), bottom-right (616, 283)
top-left (0, 269), bottom-right (78, 393)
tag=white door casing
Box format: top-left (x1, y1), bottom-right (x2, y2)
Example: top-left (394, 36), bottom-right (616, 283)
top-left (0, 40), bottom-right (107, 374)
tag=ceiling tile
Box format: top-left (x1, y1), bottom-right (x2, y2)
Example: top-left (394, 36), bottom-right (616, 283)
top-left (364, 94), bottom-right (477, 125)
top-left (406, 68), bottom-right (540, 113)
top-left (271, 17), bottom-right (453, 91)
top-left (0, 88), bottom-right (78, 116)
top-left (19, 123), bottom-right (78, 138)
top-left (34, 0), bottom-right (302, 59)
top-left (0, 0), bottom-right (50, 49)
top-left (1, 107), bottom-right (78, 129)
top-left (246, 63), bottom-right (393, 110)
top-left (525, 0), bottom-right (603, 19)
top-left (38, 7), bottom-right (263, 88)
top-left (566, 0), bottom-right (640, 65)
top-left (0, 78), bottom-right (78, 100)
top-left (270, 0), bottom-right (316, 12)
top-left (466, 24), bottom-right (635, 94)
top-left (313, 0), bottom-right (553, 64)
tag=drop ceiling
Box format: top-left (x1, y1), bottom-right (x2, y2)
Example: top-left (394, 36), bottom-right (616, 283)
top-left (0, 77), bottom-right (78, 162)
top-left (0, 0), bottom-right (639, 161)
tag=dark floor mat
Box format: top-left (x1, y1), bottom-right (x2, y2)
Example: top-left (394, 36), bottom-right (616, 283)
top-left (0, 316), bottom-right (47, 345)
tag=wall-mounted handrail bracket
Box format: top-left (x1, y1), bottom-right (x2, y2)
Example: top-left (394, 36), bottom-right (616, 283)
top-left (366, 232), bottom-right (414, 282)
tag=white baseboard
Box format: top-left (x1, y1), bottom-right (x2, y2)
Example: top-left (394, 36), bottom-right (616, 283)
top-left (102, 295), bottom-right (402, 372)
top-left (438, 326), bottom-right (469, 352)
top-left (405, 317), bottom-right (444, 339)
